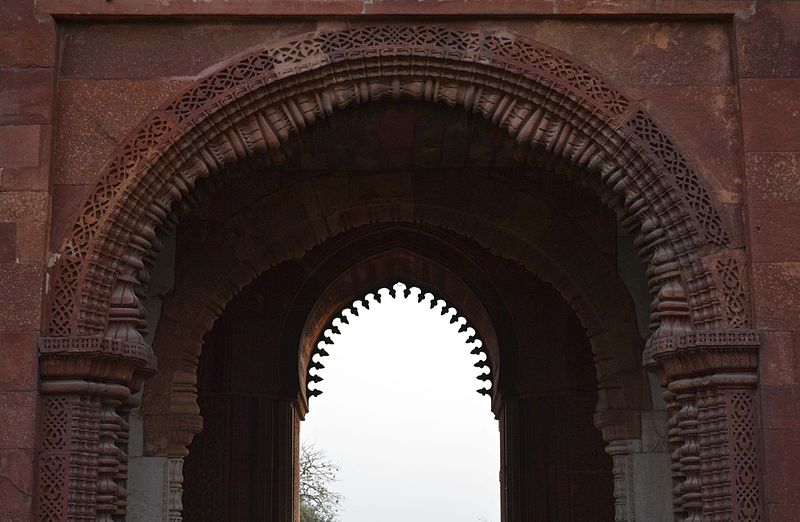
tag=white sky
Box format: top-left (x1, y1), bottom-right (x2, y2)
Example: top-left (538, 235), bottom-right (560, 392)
top-left (301, 284), bottom-right (501, 522)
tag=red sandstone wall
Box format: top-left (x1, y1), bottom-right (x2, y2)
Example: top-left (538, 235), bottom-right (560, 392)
top-left (1, 1), bottom-right (799, 520)
top-left (736, 4), bottom-right (800, 520)
top-left (0, 3), bottom-right (55, 517)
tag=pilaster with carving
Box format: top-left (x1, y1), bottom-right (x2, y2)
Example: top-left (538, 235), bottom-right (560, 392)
top-left (649, 332), bottom-right (761, 521)
top-left (36, 337), bottom-right (155, 521)
top-left (605, 439), bottom-right (641, 522)
top-left (167, 458), bottom-right (184, 522)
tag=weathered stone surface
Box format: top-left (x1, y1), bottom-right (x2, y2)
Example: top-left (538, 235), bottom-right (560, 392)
top-left (767, 502), bottom-right (800, 522)
top-left (0, 125), bottom-right (51, 191)
top-left (0, 392), bottom-right (36, 449)
top-left (746, 152), bottom-right (800, 202)
top-left (54, 79), bottom-right (190, 184)
top-left (0, 333), bottom-right (37, 392)
top-left (0, 223), bottom-right (15, 263)
top-left (759, 331), bottom-right (798, 386)
top-left (752, 263), bottom-right (800, 331)
top-left (0, 126), bottom-right (41, 169)
top-left (762, 385), bottom-right (800, 430)
top-left (0, 193), bottom-right (48, 223)
top-left (0, 449), bottom-right (34, 514)
top-left (0, 0), bottom-right (55, 67)
top-left (631, 86), bottom-right (741, 200)
top-left (13, 222), bottom-right (46, 264)
top-left (0, 264), bottom-right (43, 331)
top-left (749, 202), bottom-right (800, 263)
top-left (508, 19), bottom-right (731, 86)
top-left (38, 0), bottom-right (756, 16)
top-left (763, 429), bottom-right (800, 505)
top-left (60, 22), bottom-right (314, 79)
top-left (736, 1), bottom-right (800, 78)
top-left (741, 79), bottom-right (800, 152)
top-left (0, 69), bottom-right (53, 125)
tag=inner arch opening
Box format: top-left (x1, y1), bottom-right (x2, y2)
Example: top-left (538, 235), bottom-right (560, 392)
top-left (302, 282), bottom-right (499, 521)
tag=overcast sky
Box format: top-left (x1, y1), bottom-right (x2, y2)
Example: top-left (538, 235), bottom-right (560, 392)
top-left (301, 284), bottom-right (501, 522)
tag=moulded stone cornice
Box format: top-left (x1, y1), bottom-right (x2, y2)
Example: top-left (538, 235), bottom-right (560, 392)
top-left (39, 335), bottom-right (157, 388)
top-left (144, 413), bottom-right (204, 458)
top-left (667, 372), bottom-right (759, 395)
top-left (39, 379), bottom-right (133, 400)
top-left (648, 329), bottom-right (760, 381)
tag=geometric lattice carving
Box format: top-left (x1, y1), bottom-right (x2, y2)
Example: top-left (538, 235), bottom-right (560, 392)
top-left (716, 258), bottom-right (749, 329)
top-left (37, 396), bottom-right (72, 521)
top-left (669, 380), bottom-right (762, 522)
top-left (42, 396), bottom-right (69, 451)
top-left (730, 392), bottom-right (760, 521)
top-left (37, 455), bottom-right (68, 522)
top-left (627, 110), bottom-right (728, 247)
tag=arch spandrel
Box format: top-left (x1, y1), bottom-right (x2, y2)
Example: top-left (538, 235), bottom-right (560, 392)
top-left (44, 24), bottom-right (745, 343)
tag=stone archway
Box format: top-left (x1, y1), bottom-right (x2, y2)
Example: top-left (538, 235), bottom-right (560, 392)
top-left (37, 25), bottom-right (760, 521)
top-left (175, 233), bottom-right (617, 521)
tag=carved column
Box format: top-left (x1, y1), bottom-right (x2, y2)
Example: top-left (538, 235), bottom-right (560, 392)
top-left (167, 457), bottom-right (184, 522)
top-left (36, 337), bottom-right (155, 521)
top-left (648, 331), bottom-right (761, 521)
top-left (159, 413), bottom-right (203, 522)
top-left (605, 439), bottom-right (641, 522)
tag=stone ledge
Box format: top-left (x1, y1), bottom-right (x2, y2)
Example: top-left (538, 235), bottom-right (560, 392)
top-left (38, 0), bottom-right (753, 17)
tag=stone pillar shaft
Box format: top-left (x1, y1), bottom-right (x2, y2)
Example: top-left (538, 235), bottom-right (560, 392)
top-left (605, 439), bottom-right (641, 522)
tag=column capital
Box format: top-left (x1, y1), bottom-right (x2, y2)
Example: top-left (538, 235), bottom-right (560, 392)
top-left (39, 335), bottom-right (157, 390)
top-left (594, 409), bottom-right (642, 443)
top-left (144, 413), bottom-right (204, 458)
top-left (645, 329), bottom-right (759, 381)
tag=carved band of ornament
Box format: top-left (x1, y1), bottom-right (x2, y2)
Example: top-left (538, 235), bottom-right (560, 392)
top-left (648, 330), bottom-right (760, 380)
top-left (38, 336), bottom-right (157, 387)
top-left (649, 330), bottom-right (760, 354)
top-left (39, 336), bottom-right (157, 367)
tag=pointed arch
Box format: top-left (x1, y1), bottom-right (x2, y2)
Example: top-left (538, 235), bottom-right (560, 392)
top-left (44, 25), bottom-right (744, 346)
